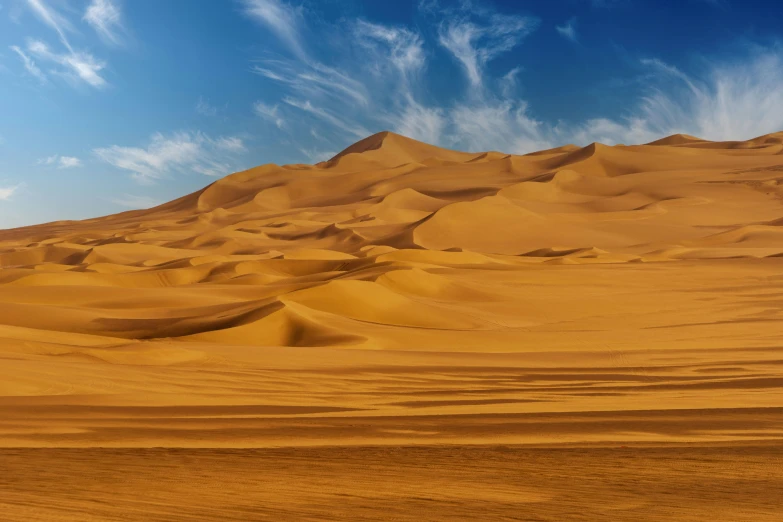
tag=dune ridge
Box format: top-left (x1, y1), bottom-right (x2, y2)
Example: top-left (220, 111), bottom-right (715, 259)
top-left (1, 130), bottom-right (782, 453)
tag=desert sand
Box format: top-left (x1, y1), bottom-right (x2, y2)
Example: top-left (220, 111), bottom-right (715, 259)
top-left (1, 131), bottom-right (782, 520)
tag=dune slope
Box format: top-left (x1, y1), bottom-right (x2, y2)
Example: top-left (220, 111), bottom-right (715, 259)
top-left (1, 131), bottom-right (783, 519)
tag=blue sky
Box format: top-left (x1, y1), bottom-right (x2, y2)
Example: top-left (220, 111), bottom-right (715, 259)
top-left (1, 0), bottom-right (783, 228)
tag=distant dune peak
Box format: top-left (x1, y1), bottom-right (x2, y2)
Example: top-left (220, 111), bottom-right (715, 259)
top-left (646, 133), bottom-right (707, 146)
top-left (323, 130), bottom-right (475, 168)
top-left (327, 130), bottom-right (395, 161)
top-left (2, 122), bottom-right (783, 458)
top-left (326, 130), bottom-right (429, 161)
top-left (315, 129), bottom-right (783, 169)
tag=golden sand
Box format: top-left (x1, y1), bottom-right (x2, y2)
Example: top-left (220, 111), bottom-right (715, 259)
top-left (1, 131), bottom-right (782, 519)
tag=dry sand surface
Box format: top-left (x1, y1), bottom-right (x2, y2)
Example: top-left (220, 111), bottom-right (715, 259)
top-left (1, 131), bottom-right (783, 519)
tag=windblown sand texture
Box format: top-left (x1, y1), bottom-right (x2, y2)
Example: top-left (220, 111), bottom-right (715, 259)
top-left (2, 131), bottom-right (783, 520)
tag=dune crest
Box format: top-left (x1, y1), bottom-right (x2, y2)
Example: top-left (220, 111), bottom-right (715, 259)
top-left (1, 130), bottom-right (783, 453)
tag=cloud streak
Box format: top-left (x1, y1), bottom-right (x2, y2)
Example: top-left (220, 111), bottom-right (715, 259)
top-left (242, 0), bottom-right (306, 59)
top-left (247, 0), bottom-right (783, 158)
top-left (355, 20), bottom-right (425, 83)
top-left (38, 155), bottom-right (82, 168)
top-left (556, 18), bottom-right (578, 42)
top-left (0, 185), bottom-right (19, 201)
top-left (28, 39), bottom-right (107, 88)
top-left (10, 45), bottom-right (46, 82)
top-left (254, 101), bottom-right (285, 128)
top-left (563, 52), bottom-right (783, 145)
top-left (94, 132), bottom-right (247, 183)
top-left (84, 0), bottom-right (125, 45)
top-left (437, 9), bottom-right (538, 87)
top-left (196, 97), bottom-right (218, 116)
top-left (12, 0), bottom-right (111, 88)
top-left (283, 98), bottom-right (370, 138)
top-left (252, 61), bottom-right (369, 106)
top-left (25, 0), bottom-right (74, 51)
top-left (58, 156), bottom-right (82, 168)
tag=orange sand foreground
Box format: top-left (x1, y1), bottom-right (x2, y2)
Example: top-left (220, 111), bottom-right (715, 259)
top-left (1, 132), bottom-right (782, 520)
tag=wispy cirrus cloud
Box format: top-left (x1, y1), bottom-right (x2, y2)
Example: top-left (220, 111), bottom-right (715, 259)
top-left (11, 0), bottom-right (112, 88)
top-left (247, 0), bottom-right (783, 159)
top-left (25, 0), bottom-right (74, 51)
top-left (215, 136), bottom-right (246, 152)
top-left (283, 97), bottom-right (370, 138)
top-left (241, 0), bottom-right (306, 59)
top-left (556, 18), bottom-right (578, 42)
top-left (437, 9), bottom-right (538, 87)
top-left (449, 50), bottom-right (783, 150)
top-left (393, 102), bottom-right (446, 147)
top-left (94, 132), bottom-right (247, 183)
top-left (298, 148), bottom-right (337, 163)
top-left (246, 0), bottom-right (548, 152)
top-left (0, 185), bottom-right (20, 201)
top-left (252, 61), bottom-right (369, 107)
top-left (196, 96), bottom-right (218, 116)
top-left (37, 156), bottom-right (56, 166)
top-left (10, 45), bottom-right (46, 82)
top-left (354, 20), bottom-right (425, 83)
top-left (584, 52), bottom-right (783, 143)
top-left (84, 0), bottom-right (125, 45)
top-left (38, 154), bottom-right (83, 168)
top-left (27, 39), bottom-right (107, 87)
top-left (58, 156), bottom-right (82, 168)
top-left (253, 101), bottom-right (285, 128)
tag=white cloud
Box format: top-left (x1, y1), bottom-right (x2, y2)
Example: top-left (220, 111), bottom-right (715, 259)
top-left (0, 185), bottom-right (19, 201)
top-left (248, 0), bottom-right (783, 157)
top-left (451, 101), bottom-right (552, 153)
top-left (556, 18), bottom-right (578, 42)
top-left (562, 52), bottom-right (783, 145)
top-left (355, 20), bottom-right (425, 82)
top-left (58, 156), bottom-right (82, 168)
top-left (442, 50), bottom-right (783, 153)
top-left (190, 160), bottom-right (233, 177)
top-left (28, 39), bottom-right (107, 88)
top-left (499, 66), bottom-right (521, 98)
top-left (196, 96), bottom-right (218, 116)
top-left (110, 194), bottom-right (161, 209)
top-left (254, 101), bottom-right (285, 128)
top-left (657, 53), bottom-right (783, 140)
top-left (37, 155), bottom-right (58, 165)
top-left (10, 44), bottom-right (46, 82)
top-left (252, 61), bottom-right (369, 106)
top-left (94, 133), bottom-right (202, 182)
top-left (438, 11), bottom-right (538, 87)
top-left (214, 136), bottom-right (246, 151)
top-left (37, 154), bottom-right (82, 169)
top-left (25, 0), bottom-right (73, 51)
top-left (13, 1), bottom-right (111, 88)
top-left (392, 101), bottom-right (446, 145)
top-left (283, 98), bottom-right (370, 138)
top-left (84, 0), bottom-right (124, 45)
top-left (94, 132), bottom-right (247, 182)
top-left (299, 148), bottom-right (336, 163)
top-left (241, 0), bottom-right (306, 59)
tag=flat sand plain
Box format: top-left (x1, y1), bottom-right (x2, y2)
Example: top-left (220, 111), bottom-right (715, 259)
top-left (1, 132), bottom-right (782, 519)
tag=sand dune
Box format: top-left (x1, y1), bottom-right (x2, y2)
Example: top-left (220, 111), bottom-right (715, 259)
top-left (2, 131), bottom-right (783, 519)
